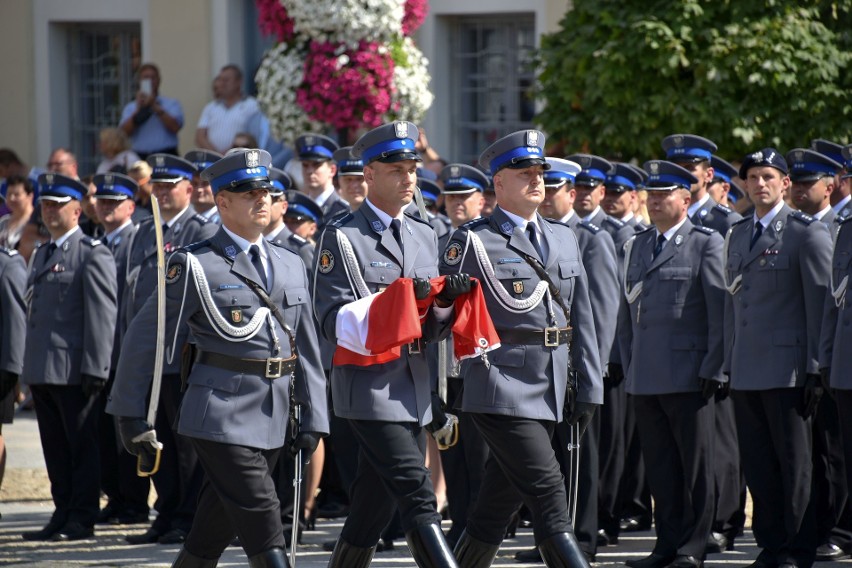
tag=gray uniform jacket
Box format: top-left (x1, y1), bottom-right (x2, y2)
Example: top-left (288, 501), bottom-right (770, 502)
top-left (0, 249), bottom-right (27, 375)
top-left (691, 197), bottom-right (742, 235)
top-left (319, 192), bottom-right (350, 227)
top-left (561, 216), bottom-right (620, 369)
top-left (819, 217), bottom-right (852, 388)
top-left (587, 208), bottom-right (635, 261)
top-left (724, 205), bottom-right (832, 389)
top-left (22, 230), bottom-right (117, 385)
top-left (439, 207), bottom-right (603, 419)
top-left (107, 228), bottom-right (329, 449)
top-left (267, 224), bottom-right (315, 270)
top-left (107, 223), bottom-right (137, 371)
top-left (312, 206), bottom-right (451, 426)
top-left (122, 208), bottom-right (218, 373)
top-left (619, 221), bottom-right (726, 395)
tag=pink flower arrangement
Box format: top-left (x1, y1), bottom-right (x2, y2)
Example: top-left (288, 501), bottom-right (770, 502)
top-left (296, 41), bottom-right (395, 130)
top-left (255, 0), bottom-right (295, 42)
top-left (403, 0), bottom-right (428, 36)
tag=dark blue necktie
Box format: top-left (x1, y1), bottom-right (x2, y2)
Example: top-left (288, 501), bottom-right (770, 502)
top-left (249, 245), bottom-right (267, 288)
top-left (653, 234), bottom-right (666, 259)
top-left (526, 224), bottom-right (544, 262)
top-left (390, 219), bottom-right (403, 250)
top-left (750, 222), bottom-right (763, 250)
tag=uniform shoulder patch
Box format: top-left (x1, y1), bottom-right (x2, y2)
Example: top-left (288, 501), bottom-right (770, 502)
top-left (317, 249), bottom-right (335, 273)
top-left (691, 225), bottom-right (716, 235)
top-left (82, 236), bottom-right (101, 247)
top-left (576, 220), bottom-right (601, 234)
top-left (713, 204), bottom-right (734, 215)
top-left (443, 241), bottom-right (464, 265)
top-left (165, 262), bottom-right (182, 284)
top-left (789, 210), bottom-right (815, 225)
top-left (604, 216), bottom-right (626, 228)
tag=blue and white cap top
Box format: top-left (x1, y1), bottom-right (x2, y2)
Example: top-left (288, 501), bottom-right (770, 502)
top-left (284, 191), bottom-right (323, 224)
top-left (296, 134), bottom-right (339, 162)
top-left (479, 130), bottom-right (548, 174)
top-left (333, 146), bottom-right (364, 176)
top-left (605, 163), bottom-right (645, 192)
top-left (184, 149), bottom-right (224, 172)
top-left (93, 172), bottom-right (138, 200)
top-left (200, 148), bottom-right (273, 194)
top-left (661, 134), bottom-right (717, 163)
top-left (268, 167), bottom-right (293, 196)
top-left (440, 164), bottom-right (489, 194)
top-left (785, 148), bottom-right (842, 182)
top-left (543, 157), bottom-right (581, 187)
top-left (352, 121), bottom-right (421, 165)
top-left (38, 173), bottom-right (87, 203)
top-left (418, 178), bottom-right (441, 203)
top-left (147, 154), bottom-right (197, 183)
top-left (810, 139), bottom-right (844, 164)
top-left (643, 160), bottom-right (698, 191)
top-left (564, 154), bottom-right (613, 187)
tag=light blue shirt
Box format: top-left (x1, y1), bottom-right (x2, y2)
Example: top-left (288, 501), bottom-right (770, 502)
top-left (120, 96), bottom-right (184, 154)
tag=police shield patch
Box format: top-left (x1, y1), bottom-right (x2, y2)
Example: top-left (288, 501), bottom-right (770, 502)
top-left (443, 242), bottom-right (463, 265)
top-left (318, 250), bottom-right (335, 273)
top-left (166, 263), bottom-right (182, 284)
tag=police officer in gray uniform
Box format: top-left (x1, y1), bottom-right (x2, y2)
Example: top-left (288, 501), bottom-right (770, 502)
top-left (92, 172), bottom-right (150, 525)
top-left (121, 154), bottom-right (218, 545)
top-left (313, 121), bottom-right (464, 568)
top-left (619, 160), bottom-right (725, 568)
top-left (264, 168), bottom-right (314, 268)
top-left (725, 148), bottom-right (832, 568)
top-left (662, 134), bottom-right (742, 235)
top-left (604, 163), bottom-right (648, 233)
top-left (185, 149), bottom-right (224, 225)
top-left (21, 173), bottom-right (118, 542)
top-left (108, 148), bottom-right (329, 568)
top-left (787, 148), bottom-right (844, 227)
top-left (443, 131), bottom-right (603, 568)
top-left (296, 134), bottom-right (349, 224)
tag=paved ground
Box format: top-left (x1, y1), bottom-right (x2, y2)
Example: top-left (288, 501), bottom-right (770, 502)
top-left (2, 414), bottom-right (850, 567)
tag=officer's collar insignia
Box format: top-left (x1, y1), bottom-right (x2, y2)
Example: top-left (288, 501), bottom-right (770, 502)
top-left (443, 242), bottom-right (463, 265)
top-left (649, 162), bottom-right (659, 174)
top-left (513, 281), bottom-right (524, 294)
top-left (174, 222), bottom-right (182, 235)
top-left (699, 209), bottom-right (708, 217)
top-left (843, 208), bottom-right (850, 217)
top-left (395, 122), bottom-right (408, 139)
top-left (62, 241), bottom-right (70, 252)
top-left (404, 220), bottom-right (412, 234)
top-left (775, 220), bottom-right (783, 232)
top-left (165, 263), bottom-right (181, 284)
top-left (246, 150), bottom-right (259, 168)
top-left (371, 220), bottom-right (384, 233)
top-left (224, 245), bottom-right (237, 258)
top-left (675, 234), bottom-right (683, 245)
top-left (156, 156), bottom-right (165, 167)
top-left (500, 222), bottom-right (513, 235)
top-left (113, 236), bottom-right (121, 246)
top-left (527, 131), bottom-right (538, 147)
top-left (318, 249), bottom-right (335, 273)
top-left (451, 166), bottom-right (460, 177)
top-left (231, 308), bottom-right (242, 323)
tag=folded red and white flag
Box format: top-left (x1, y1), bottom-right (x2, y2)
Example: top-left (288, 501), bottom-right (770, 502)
top-left (333, 277), bottom-right (500, 367)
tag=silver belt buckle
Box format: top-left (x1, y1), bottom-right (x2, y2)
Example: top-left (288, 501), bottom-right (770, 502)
top-left (266, 358), bottom-right (284, 379)
top-left (544, 327), bottom-right (560, 347)
top-left (408, 339), bottom-right (422, 355)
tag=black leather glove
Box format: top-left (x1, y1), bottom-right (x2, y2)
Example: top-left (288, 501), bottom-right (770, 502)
top-left (118, 417), bottom-right (159, 457)
top-left (436, 273), bottom-right (472, 305)
top-left (699, 378), bottom-right (719, 400)
top-left (803, 373), bottom-right (824, 418)
top-left (412, 277), bottom-right (432, 300)
top-left (820, 367), bottom-right (831, 391)
top-left (565, 401), bottom-right (597, 439)
top-left (81, 374), bottom-right (107, 398)
top-left (425, 392), bottom-right (459, 448)
top-left (716, 380), bottom-right (731, 401)
top-left (605, 363), bottom-right (624, 387)
top-left (290, 431), bottom-right (322, 460)
top-left (0, 370), bottom-right (18, 400)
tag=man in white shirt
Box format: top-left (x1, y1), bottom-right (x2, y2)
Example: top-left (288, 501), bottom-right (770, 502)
top-left (195, 66), bottom-right (261, 154)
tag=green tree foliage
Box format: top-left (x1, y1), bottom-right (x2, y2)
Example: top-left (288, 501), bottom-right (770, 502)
top-left (536, 0), bottom-right (852, 159)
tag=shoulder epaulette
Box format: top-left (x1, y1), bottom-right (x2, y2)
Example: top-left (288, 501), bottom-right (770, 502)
top-left (691, 225), bottom-right (716, 235)
top-left (732, 216), bottom-right (751, 227)
top-left (460, 217), bottom-right (489, 231)
top-left (179, 239), bottom-right (211, 254)
top-left (604, 216), bottom-right (626, 228)
top-left (82, 236), bottom-right (102, 247)
top-left (577, 220), bottom-right (601, 234)
top-left (839, 215), bottom-right (852, 225)
top-left (138, 216), bottom-right (155, 227)
top-left (789, 210), bottom-right (815, 225)
top-left (713, 203), bottom-right (734, 215)
top-left (288, 234), bottom-right (308, 245)
top-left (192, 214), bottom-right (209, 224)
top-left (0, 247), bottom-right (18, 256)
top-left (328, 212), bottom-right (353, 229)
top-left (635, 225), bottom-right (655, 235)
top-left (404, 211), bottom-right (432, 226)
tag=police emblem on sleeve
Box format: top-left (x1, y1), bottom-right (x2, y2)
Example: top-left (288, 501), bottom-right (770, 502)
top-left (166, 263), bottom-right (182, 284)
top-left (318, 249), bottom-right (335, 273)
top-left (444, 242), bottom-right (463, 265)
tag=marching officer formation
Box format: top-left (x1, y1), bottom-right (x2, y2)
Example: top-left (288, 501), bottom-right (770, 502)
top-left (5, 122), bottom-right (852, 568)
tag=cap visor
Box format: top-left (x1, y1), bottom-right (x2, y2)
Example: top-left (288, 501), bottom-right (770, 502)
top-left (39, 195), bottom-right (74, 203)
top-left (150, 175), bottom-right (186, 183)
top-left (374, 151), bottom-right (422, 164)
top-left (95, 194), bottom-right (130, 201)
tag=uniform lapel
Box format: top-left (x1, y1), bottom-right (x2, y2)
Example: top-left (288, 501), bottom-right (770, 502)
top-left (743, 205), bottom-right (787, 267)
top-left (211, 229), bottom-right (263, 288)
top-left (360, 205), bottom-right (403, 267)
top-left (538, 213), bottom-right (560, 270)
top-left (491, 207), bottom-right (539, 260)
top-left (401, 217), bottom-right (421, 276)
top-left (647, 220), bottom-right (691, 272)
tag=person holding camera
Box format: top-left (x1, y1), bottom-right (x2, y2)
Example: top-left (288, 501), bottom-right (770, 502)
top-left (119, 63), bottom-right (184, 159)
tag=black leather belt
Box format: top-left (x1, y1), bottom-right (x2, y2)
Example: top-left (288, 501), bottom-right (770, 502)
top-left (497, 327), bottom-right (572, 347)
top-left (195, 350), bottom-right (297, 379)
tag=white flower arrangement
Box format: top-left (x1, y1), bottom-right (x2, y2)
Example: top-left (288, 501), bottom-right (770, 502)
top-left (281, 0), bottom-right (405, 46)
top-left (254, 43), bottom-right (322, 145)
top-left (389, 37), bottom-right (434, 123)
